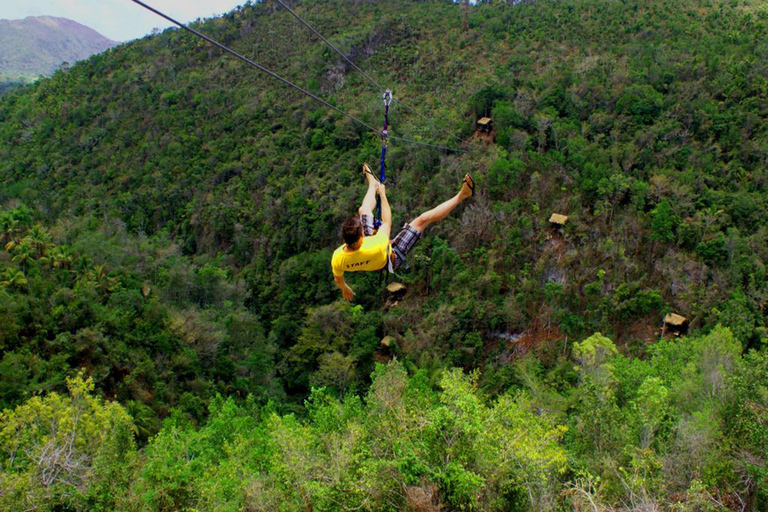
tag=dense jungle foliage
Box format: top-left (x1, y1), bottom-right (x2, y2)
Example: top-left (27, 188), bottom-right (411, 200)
top-left (1, 0), bottom-right (767, 509)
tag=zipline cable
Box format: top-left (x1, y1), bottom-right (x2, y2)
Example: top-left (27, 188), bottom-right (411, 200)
top-left (273, 0), bottom-right (385, 91)
top-left (272, 0), bottom-right (469, 146)
top-left (129, 0), bottom-right (460, 153)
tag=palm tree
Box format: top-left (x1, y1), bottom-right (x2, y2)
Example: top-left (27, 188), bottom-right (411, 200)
top-left (88, 264), bottom-right (118, 295)
top-left (73, 255), bottom-right (93, 274)
top-left (26, 224), bottom-right (53, 258)
top-left (11, 240), bottom-right (35, 274)
top-left (1, 214), bottom-right (20, 250)
top-left (1, 267), bottom-right (28, 290)
top-left (125, 400), bottom-right (158, 443)
top-left (49, 245), bottom-right (74, 270)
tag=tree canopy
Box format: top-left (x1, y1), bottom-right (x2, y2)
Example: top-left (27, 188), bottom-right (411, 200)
top-left (1, 0), bottom-right (767, 509)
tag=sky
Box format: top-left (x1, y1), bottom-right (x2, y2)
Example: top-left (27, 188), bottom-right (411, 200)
top-left (0, 0), bottom-right (247, 42)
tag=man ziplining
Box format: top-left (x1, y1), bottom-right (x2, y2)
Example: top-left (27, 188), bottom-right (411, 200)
top-left (332, 164), bottom-right (475, 301)
top-left (127, 2), bottom-right (472, 298)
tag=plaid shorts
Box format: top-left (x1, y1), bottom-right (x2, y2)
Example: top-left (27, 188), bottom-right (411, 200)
top-left (359, 214), bottom-right (422, 270)
top-left (391, 224), bottom-right (422, 269)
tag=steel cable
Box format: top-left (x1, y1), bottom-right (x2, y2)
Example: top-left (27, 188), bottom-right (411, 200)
top-left (273, 0), bottom-right (469, 146)
top-left (130, 0), bottom-right (461, 153)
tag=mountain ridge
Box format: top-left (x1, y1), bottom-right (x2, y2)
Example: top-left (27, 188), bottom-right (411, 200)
top-left (0, 15), bottom-right (117, 77)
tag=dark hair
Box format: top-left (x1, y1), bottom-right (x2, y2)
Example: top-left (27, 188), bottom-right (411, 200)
top-left (342, 216), bottom-right (363, 246)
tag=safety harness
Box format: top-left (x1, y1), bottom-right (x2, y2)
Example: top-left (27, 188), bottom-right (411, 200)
top-left (374, 90), bottom-right (408, 278)
top-left (374, 89), bottom-right (391, 231)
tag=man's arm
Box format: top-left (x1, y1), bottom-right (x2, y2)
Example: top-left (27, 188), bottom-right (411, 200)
top-left (334, 273), bottom-right (355, 301)
top-left (378, 184), bottom-right (392, 240)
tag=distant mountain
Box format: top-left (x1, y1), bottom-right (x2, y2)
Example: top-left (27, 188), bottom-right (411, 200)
top-left (0, 16), bottom-right (118, 77)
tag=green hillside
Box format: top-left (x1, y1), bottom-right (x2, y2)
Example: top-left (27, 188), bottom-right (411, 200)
top-left (1, 0), bottom-right (767, 510)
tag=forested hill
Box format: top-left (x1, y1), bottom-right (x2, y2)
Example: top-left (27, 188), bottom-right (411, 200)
top-left (2, 0), bottom-right (767, 346)
top-left (1, 1), bottom-right (767, 510)
top-left (0, 16), bottom-right (117, 93)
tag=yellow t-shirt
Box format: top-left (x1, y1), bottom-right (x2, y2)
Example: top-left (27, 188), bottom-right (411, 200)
top-left (331, 230), bottom-right (390, 276)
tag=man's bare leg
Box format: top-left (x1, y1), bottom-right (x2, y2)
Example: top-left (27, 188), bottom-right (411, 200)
top-left (409, 174), bottom-right (474, 232)
top-left (358, 164), bottom-right (378, 217)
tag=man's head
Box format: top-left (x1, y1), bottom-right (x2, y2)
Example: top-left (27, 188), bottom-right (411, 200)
top-left (341, 216), bottom-right (364, 249)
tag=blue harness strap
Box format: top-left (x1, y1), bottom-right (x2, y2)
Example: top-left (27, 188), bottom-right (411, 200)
top-left (375, 90), bottom-right (392, 230)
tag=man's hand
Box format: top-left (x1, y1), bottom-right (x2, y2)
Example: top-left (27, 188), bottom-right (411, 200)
top-left (376, 183), bottom-right (386, 196)
top-left (335, 274), bottom-right (355, 301)
top-left (342, 284), bottom-right (356, 301)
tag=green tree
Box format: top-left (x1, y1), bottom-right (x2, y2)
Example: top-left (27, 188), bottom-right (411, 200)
top-left (724, 350), bottom-right (768, 509)
top-left (10, 239), bottom-right (35, 274)
top-left (0, 373), bottom-right (135, 511)
top-left (650, 200), bottom-right (677, 243)
top-left (124, 400), bottom-right (159, 444)
top-left (572, 332), bottom-right (618, 388)
top-left (25, 224), bottom-right (53, 258)
top-left (570, 333), bottom-right (624, 459)
top-left (616, 84), bottom-right (664, 124)
top-left (0, 213), bottom-right (20, 248)
top-left (0, 267), bottom-right (28, 290)
top-left (715, 292), bottom-right (755, 346)
top-left (696, 233), bottom-right (729, 267)
top-left (309, 351), bottom-right (356, 393)
top-left (487, 157), bottom-right (525, 200)
top-left (631, 376), bottom-right (670, 449)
